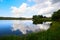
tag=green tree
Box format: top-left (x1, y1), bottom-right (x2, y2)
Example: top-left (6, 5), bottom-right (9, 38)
top-left (38, 15), bottom-right (43, 18)
top-left (32, 15), bottom-right (43, 24)
top-left (52, 10), bottom-right (60, 21)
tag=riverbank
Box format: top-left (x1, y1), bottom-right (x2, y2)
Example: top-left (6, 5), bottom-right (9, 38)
top-left (0, 21), bottom-right (60, 40)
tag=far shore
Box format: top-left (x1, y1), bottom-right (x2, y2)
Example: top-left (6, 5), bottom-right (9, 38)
top-left (0, 17), bottom-right (32, 20)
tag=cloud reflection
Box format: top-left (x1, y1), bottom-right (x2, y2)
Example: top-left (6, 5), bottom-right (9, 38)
top-left (12, 20), bottom-right (51, 34)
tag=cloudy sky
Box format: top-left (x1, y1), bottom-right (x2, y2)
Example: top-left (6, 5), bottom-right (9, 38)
top-left (0, 0), bottom-right (60, 17)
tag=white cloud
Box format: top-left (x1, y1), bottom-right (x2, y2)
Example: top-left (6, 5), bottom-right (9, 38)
top-left (28, 0), bottom-right (60, 4)
top-left (11, 0), bottom-right (60, 17)
top-left (12, 20), bottom-right (50, 34)
top-left (11, 3), bottom-right (30, 17)
top-left (11, 3), bottom-right (28, 13)
top-left (51, 0), bottom-right (60, 4)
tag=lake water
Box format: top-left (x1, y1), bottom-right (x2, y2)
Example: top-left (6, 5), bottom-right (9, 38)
top-left (0, 20), bottom-right (51, 36)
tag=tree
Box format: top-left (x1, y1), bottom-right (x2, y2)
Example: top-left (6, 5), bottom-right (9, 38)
top-left (38, 15), bottom-right (43, 18)
top-left (52, 10), bottom-right (60, 21)
top-left (32, 15), bottom-right (43, 24)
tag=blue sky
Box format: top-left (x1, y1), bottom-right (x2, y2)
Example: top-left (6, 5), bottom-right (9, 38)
top-left (0, 0), bottom-right (27, 17)
top-left (0, 0), bottom-right (60, 17)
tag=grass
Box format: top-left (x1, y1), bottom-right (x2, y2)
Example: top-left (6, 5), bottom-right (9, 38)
top-left (0, 21), bottom-right (60, 40)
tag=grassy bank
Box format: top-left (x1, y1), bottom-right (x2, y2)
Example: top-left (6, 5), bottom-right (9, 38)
top-left (0, 21), bottom-right (60, 40)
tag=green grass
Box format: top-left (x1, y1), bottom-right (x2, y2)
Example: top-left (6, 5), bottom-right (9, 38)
top-left (0, 21), bottom-right (60, 40)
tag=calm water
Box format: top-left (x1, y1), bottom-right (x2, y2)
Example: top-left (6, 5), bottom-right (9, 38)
top-left (0, 20), bottom-right (51, 36)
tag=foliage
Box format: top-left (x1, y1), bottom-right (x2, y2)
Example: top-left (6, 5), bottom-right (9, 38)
top-left (52, 10), bottom-right (60, 21)
top-left (32, 15), bottom-right (51, 24)
top-left (32, 15), bottom-right (44, 24)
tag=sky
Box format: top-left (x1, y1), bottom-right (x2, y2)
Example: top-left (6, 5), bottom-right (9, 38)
top-left (0, 0), bottom-right (60, 18)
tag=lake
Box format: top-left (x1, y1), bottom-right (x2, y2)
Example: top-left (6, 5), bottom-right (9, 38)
top-left (0, 20), bottom-right (51, 36)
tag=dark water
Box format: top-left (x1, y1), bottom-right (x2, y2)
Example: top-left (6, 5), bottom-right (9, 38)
top-left (0, 20), bottom-right (51, 36)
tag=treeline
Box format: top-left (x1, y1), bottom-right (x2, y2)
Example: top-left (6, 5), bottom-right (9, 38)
top-left (0, 17), bottom-right (32, 20)
top-left (32, 9), bottom-right (60, 24)
top-left (32, 15), bottom-right (51, 24)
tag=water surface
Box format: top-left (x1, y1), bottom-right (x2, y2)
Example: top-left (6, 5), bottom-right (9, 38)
top-left (0, 20), bottom-right (51, 36)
